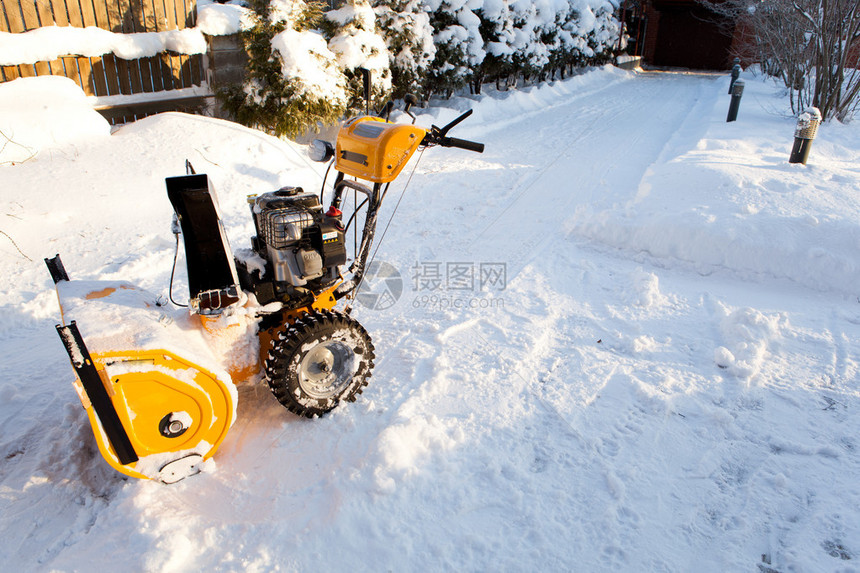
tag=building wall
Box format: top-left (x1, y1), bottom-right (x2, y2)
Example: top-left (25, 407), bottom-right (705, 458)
top-left (642, 0), bottom-right (737, 71)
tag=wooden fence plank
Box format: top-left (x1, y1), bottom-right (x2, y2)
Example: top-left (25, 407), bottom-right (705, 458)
top-left (15, 0), bottom-right (52, 76)
top-left (116, 0), bottom-right (143, 93)
top-left (86, 0), bottom-right (122, 95)
top-left (34, 0), bottom-right (67, 76)
top-left (78, 0), bottom-right (97, 27)
top-left (139, 56), bottom-right (156, 91)
top-left (104, 0), bottom-right (120, 30)
top-left (104, 0), bottom-right (132, 94)
top-left (168, 0), bottom-right (192, 89)
top-left (48, 0), bottom-right (68, 25)
top-left (183, 0), bottom-right (205, 88)
top-left (5, 0), bottom-right (27, 32)
top-left (45, 58), bottom-right (65, 75)
top-left (126, 0), bottom-right (156, 92)
top-left (61, 56), bottom-right (82, 83)
top-left (160, 0), bottom-right (183, 89)
top-left (35, 0), bottom-right (55, 26)
top-left (19, 0), bottom-right (39, 29)
top-left (140, 0), bottom-right (167, 91)
top-left (150, 0), bottom-right (176, 90)
top-left (102, 55), bottom-right (121, 94)
top-left (63, 0), bottom-right (82, 26)
top-left (181, 0), bottom-right (193, 29)
top-left (2, 66), bottom-right (21, 81)
top-left (57, 0), bottom-right (96, 95)
top-left (114, 57), bottom-right (132, 93)
top-left (88, 56), bottom-right (108, 94)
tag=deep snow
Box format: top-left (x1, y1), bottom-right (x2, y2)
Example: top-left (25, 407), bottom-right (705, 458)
top-left (1, 67), bottom-right (859, 572)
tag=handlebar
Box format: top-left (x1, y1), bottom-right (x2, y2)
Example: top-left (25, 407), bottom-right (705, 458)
top-left (438, 136), bottom-right (485, 153)
top-left (422, 109), bottom-right (484, 153)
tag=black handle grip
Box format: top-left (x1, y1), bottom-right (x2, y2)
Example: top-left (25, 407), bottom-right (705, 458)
top-left (439, 109), bottom-right (473, 136)
top-left (441, 137), bottom-right (484, 153)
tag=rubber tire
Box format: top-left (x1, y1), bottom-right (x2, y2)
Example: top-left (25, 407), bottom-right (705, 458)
top-left (264, 310), bottom-right (375, 417)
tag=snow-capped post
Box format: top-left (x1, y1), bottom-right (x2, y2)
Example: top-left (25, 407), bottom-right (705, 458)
top-left (789, 107), bottom-right (822, 165)
top-left (726, 79), bottom-right (744, 122)
top-left (728, 62), bottom-right (741, 94)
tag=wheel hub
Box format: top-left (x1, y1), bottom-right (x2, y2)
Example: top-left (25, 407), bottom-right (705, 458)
top-left (298, 341), bottom-right (353, 399)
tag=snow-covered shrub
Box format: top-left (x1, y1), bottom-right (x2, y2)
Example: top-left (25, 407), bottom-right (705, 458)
top-left (322, 0), bottom-right (393, 112)
top-left (218, 0), bottom-right (348, 138)
top-left (218, 0), bottom-right (624, 135)
top-left (423, 0), bottom-right (486, 98)
top-left (375, 0), bottom-right (437, 98)
top-left (428, 0), bottom-right (622, 94)
top-left (585, 0), bottom-right (622, 65)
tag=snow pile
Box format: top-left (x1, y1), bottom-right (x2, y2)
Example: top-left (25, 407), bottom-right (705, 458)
top-left (197, 0), bottom-right (254, 36)
top-left (0, 76), bottom-right (110, 164)
top-left (714, 304), bottom-right (786, 379)
top-left (566, 70), bottom-right (860, 295)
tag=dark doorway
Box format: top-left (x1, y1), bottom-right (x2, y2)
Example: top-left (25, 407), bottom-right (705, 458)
top-left (651, 2), bottom-right (735, 70)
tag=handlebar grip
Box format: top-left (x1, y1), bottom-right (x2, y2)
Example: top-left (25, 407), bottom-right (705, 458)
top-left (442, 137), bottom-right (485, 153)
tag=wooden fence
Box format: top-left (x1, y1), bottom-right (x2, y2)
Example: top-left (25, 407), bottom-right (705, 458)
top-left (1, 0), bottom-right (210, 122)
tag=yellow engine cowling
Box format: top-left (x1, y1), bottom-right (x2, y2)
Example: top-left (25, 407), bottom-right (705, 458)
top-left (335, 117), bottom-right (427, 183)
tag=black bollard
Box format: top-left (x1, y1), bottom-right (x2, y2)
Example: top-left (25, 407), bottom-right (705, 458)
top-left (789, 107), bottom-right (822, 165)
top-left (726, 79), bottom-right (744, 122)
top-left (728, 63), bottom-right (741, 94)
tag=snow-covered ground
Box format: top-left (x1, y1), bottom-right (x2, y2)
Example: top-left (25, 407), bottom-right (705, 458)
top-left (1, 66), bottom-right (859, 571)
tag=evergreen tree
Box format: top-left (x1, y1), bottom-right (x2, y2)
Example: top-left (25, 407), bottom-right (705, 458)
top-left (218, 0), bottom-right (347, 138)
top-left (323, 0), bottom-right (393, 113)
top-left (586, 1), bottom-right (621, 65)
top-left (423, 0), bottom-right (486, 98)
top-left (374, 0), bottom-right (437, 98)
top-left (477, 0), bottom-right (516, 89)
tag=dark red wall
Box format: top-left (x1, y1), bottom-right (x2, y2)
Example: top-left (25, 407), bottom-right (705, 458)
top-left (643, 1), bottom-right (737, 70)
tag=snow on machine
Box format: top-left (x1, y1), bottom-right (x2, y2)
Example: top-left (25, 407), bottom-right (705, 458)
top-left (47, 96), bottom-right (484, 483)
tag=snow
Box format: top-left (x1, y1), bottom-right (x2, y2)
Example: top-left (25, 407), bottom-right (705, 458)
top-left (2, 67), bottom-right (860, 571)
top-left (0, 76), bottom-right (110, 164)
top-left (197, 0), bottom-right (254, 36)
top-left (271, 29), bottom-right (348, 104)
top-left (326, 0), bottom-right (392, 92)
top-left (0, 25), bottom-right (207, 65)
top-left (0, 0), bottom-right (248, 66)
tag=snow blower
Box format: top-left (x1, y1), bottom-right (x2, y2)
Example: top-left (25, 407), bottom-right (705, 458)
top-left (48, 96), bottom-right (484, 483)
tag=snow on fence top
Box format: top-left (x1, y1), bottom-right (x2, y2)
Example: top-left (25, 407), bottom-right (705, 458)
top-left (0, 0), bottom-right (248, 106)
top-left (0, 0), bottom-right (248, 66)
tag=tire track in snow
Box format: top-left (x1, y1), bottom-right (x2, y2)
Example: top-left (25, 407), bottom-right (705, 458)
top-left (454, 73), bottom-right (721, 286)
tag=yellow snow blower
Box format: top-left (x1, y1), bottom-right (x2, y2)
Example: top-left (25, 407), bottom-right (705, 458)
top-left (48, 96), bottom-right (483, 483)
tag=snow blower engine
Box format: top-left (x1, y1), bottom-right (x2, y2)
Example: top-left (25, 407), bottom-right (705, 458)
top-left (47, 95), bottom-right (484, 483)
